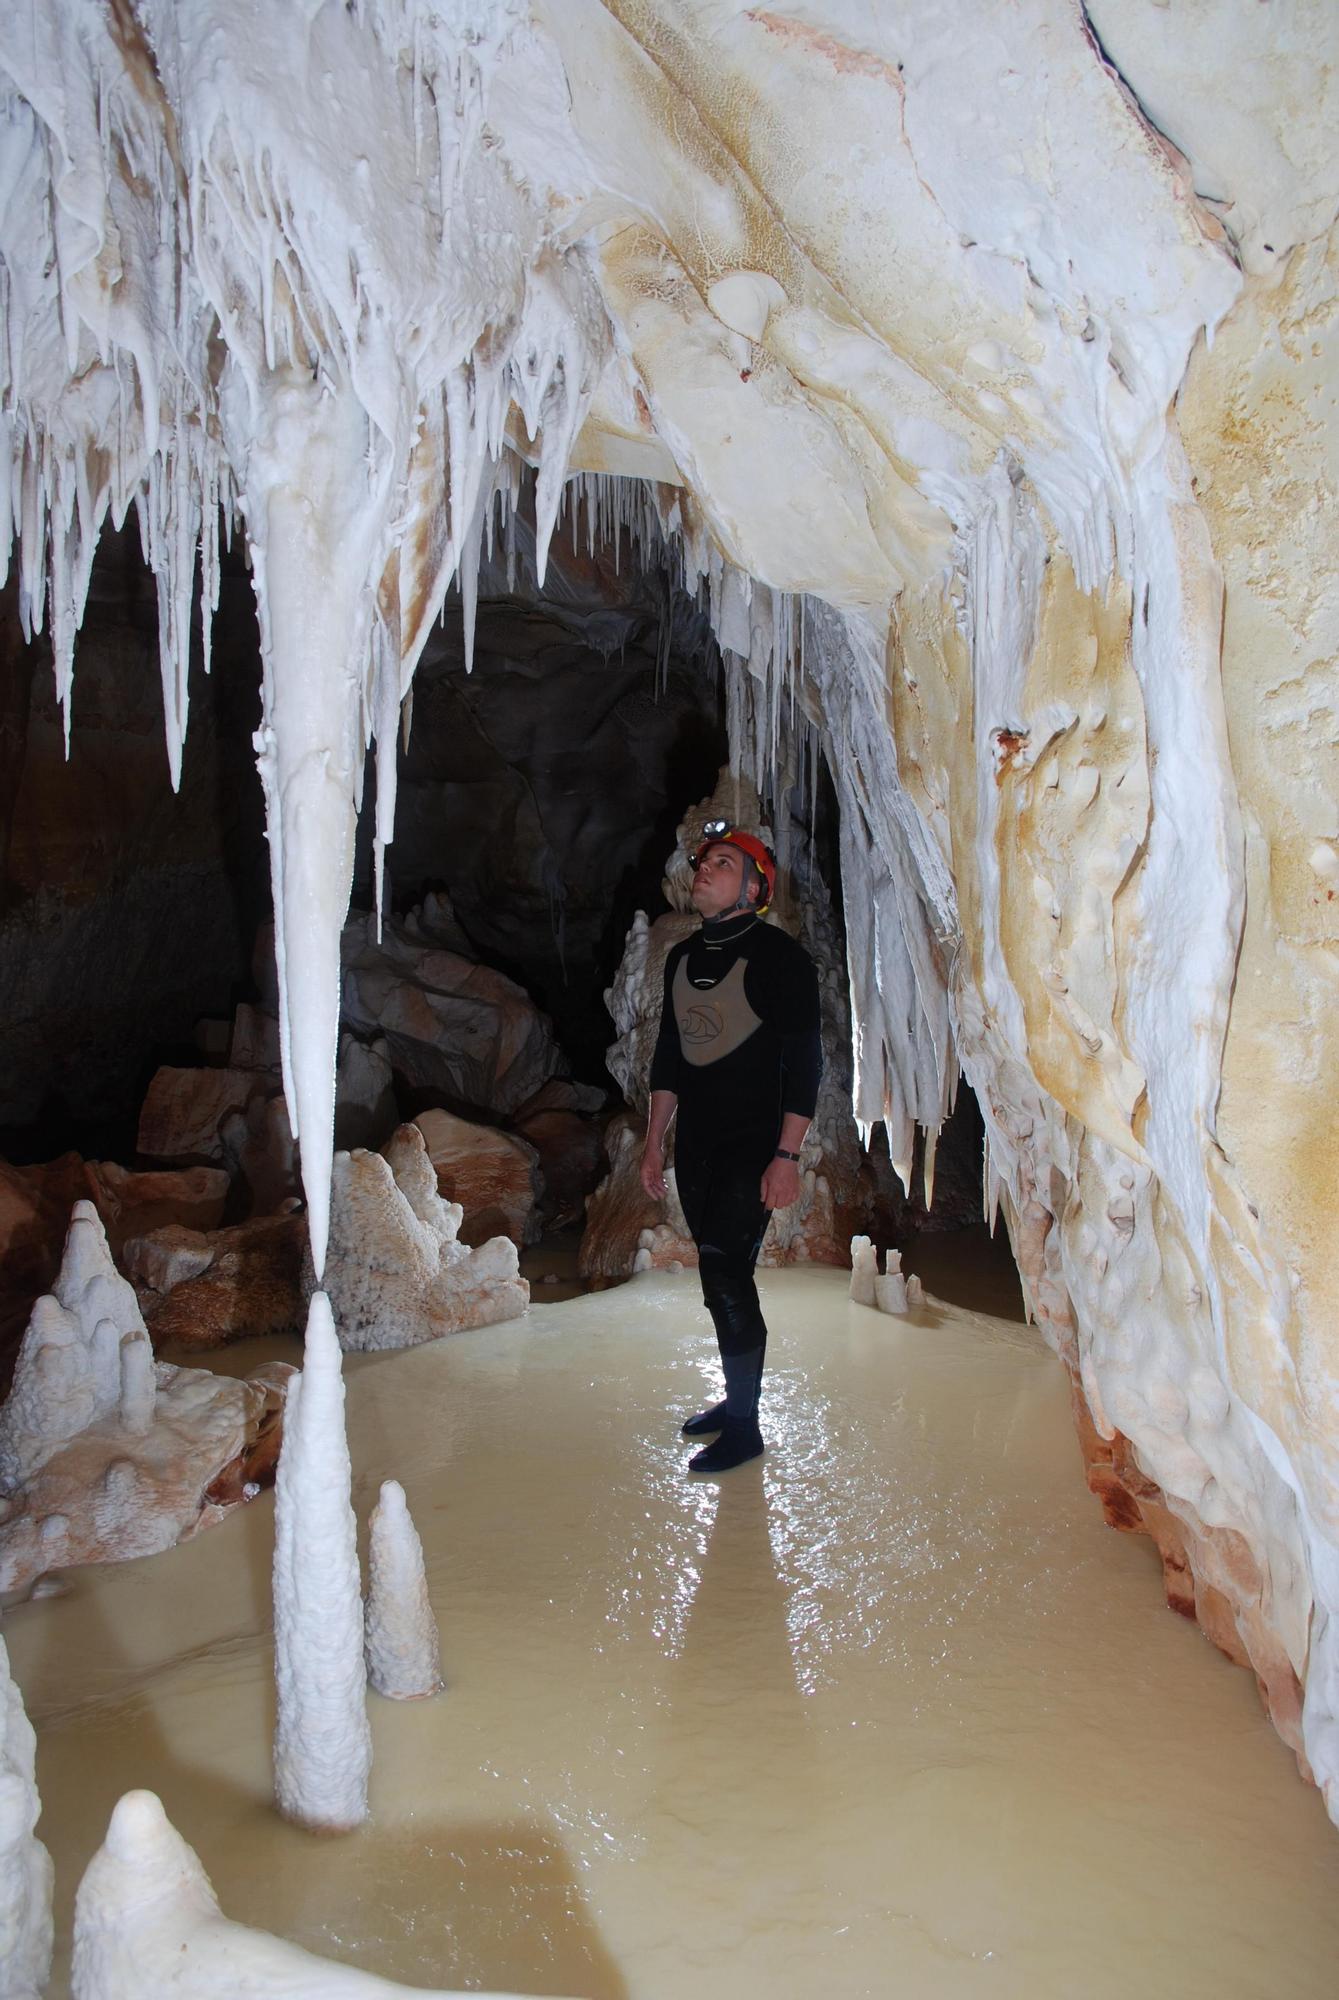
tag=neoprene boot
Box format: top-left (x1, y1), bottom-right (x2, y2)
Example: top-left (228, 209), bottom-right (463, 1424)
top-left (688, 1418), bottom-right (765, 1474)
top-left (681, 1399), bottom-right (728, 1438)
top-left (687, 1346), bottom-right (764, 1470)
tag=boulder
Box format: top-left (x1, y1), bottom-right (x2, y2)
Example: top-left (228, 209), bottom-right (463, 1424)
top-left (82, 1161), bottom-right (229, 1255)
top-left (512, 1105), bottom-right (606, 1224)
top-left (137, 1066), bottom-right (266, 1165)
top-left (135, 1029), bottom-right (394, 1216)
top-left (309, 1125), bottom-right (528, 1351)
top-left (413, 1108), bottom-right (541, 1248)
top-left (131, 1215), bottom-right (307, 1351)
top-left (227, 1001), bottom-right (282, 1073)
top-left (337, 908), bottom-right (562, 1117)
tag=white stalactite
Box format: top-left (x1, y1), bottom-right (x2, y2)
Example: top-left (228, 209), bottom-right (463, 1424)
top-left (272, 1292), bottom-right (371, 1832)
top-left (0, 1635), bottom-right (53, 2000)
top-left (365, 1480), bottom-right (442, 1700)
top-left (71, 1789), bottom-right (561, 1999)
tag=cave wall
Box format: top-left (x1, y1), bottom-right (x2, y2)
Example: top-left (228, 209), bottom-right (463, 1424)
top-left (0, 534), bottom-right (269, 1150)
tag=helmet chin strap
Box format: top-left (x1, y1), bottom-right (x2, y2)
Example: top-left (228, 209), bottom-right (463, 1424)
top-left (730, 859), bottom-right (759, 914)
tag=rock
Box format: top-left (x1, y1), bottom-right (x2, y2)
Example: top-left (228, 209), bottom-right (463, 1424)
top-left (137, 1066), bottom-right (266, 1165)
top-left (581, 1114), bottom-right (695, 1284)
top-left (227, 1001), bottom-right (282, 1073)
top-left (338, 908), bottom-right (562, 1118)
top-left (414, 1107), bottom-right (541, 1248)
top-left (134, 1215), bottom-right (307, 1351)
top-left (136, 1029), bottom-right (393, 1217)
top-left (514, 1078), bottom-right (609, 1119)
top-left (0, 1203), bottom-right (288, 1594)
top-left (82, 1162), bottom-right (229, 1255)
top-left (310, 1125), bottom-right (528, 1351)
top-left (511, 1106), bottom-right (606, 1225)
top-left (333, 1031), bottom-right (397, 1153)
top-left (122, 1226), bottom-right (216, 1296)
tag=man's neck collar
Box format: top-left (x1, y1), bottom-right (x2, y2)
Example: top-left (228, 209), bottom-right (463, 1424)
top-left (700, 909), bottom-right (760, 941)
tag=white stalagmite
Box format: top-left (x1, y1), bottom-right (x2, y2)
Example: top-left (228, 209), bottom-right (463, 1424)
top-left (272, 1292), bottom-right (371, 1832)
top-left (0, 1202), bottom-right (152, 1492)
top-left (365, 1481), bottom-right (442, 1700)
top-left (0, 1635), bottom-right (53, 2000)
top-left (71, 1790), bottom-right (565, 1999)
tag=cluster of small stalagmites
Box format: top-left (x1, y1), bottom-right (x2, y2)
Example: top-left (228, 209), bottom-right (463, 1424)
top-left (272, 1292), bottom-right (443, 1834)
top-left (848, 1237), bottom-right (924, 1316)
top-left (0, 1203), bottom-right (156, 1495)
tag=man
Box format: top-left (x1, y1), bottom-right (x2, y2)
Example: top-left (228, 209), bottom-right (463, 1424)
top-left (640, 821), bottom-right (822, 1472)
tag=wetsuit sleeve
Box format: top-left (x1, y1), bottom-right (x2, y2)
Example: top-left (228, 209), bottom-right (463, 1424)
top-left (771, 943), bottom-right (822, 1119)
top-left (648, 947), bottom-right (684, 1097)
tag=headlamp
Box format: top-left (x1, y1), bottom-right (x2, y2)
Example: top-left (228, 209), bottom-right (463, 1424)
top-left (688, 820), bottom-right (778, 912)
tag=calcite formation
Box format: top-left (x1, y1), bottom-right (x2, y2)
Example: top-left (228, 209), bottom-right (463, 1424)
top-left (365, 1479), bottom-right (442, 1701)
top-left (272, 1293), bottom-right (371, 1832)
top-left (0, 1201), bottom-right (290, 1592)
top-left (312, 1126), bottom-right (528, 1352)
top-left (72, 1790), bottom-right (554, 1999)
top-left (2, 0), bottom-right (1338, 1819)
top-left (0, 1636), bottom-right (52, 2000)
top-left (848, 1238), bottom-right (925, 1318)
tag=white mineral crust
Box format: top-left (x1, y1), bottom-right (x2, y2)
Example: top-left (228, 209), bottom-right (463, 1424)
top-left (71, 1789), bottom-right (564, 1999)
top-left (365, 1481), bottom-right (442, 1701)
top-left (272, 1293), bottom-right (371, 1832)
top-left (0, 1637), bottom-right (53, 2000)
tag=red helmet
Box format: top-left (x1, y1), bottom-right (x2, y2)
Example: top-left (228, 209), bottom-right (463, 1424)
top-left (690, 821), bottom-right (776, 910)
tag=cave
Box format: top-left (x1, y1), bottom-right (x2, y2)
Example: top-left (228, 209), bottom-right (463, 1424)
top-left (2, 5), bottom-right (1338, 1997)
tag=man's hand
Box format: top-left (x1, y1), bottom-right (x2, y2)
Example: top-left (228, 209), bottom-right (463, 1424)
top-left (760, 1155), bottom-right (802, 1210)
top-left (640, 1142), bottom-right (668, 1202)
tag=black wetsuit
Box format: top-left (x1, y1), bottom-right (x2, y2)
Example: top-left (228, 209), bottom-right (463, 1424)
top-left (649, 912), bottom-right (822, 1399)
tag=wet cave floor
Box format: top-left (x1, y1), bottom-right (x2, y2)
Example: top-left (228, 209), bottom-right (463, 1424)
top-left (11, 1269), bottom-right (1339, 1998)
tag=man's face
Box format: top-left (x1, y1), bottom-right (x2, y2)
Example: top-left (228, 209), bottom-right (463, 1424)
top-left (691, 841), bottom-right (757, 919)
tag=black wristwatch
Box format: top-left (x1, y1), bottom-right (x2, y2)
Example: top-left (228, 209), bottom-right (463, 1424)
top-left (774, 1148), bottom-right (801, 1162)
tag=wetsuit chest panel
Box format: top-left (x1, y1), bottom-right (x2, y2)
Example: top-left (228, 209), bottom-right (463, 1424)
top-left (672, 956), bottom-right (762, 1068)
